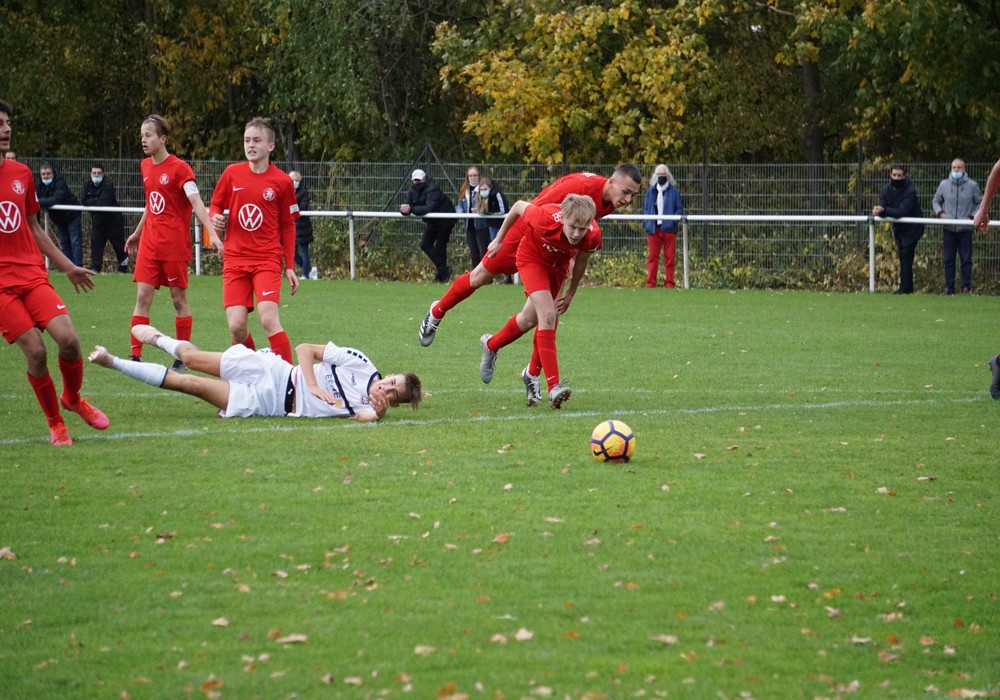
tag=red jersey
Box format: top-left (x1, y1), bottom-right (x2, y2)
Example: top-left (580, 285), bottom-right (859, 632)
top-left (533, 172), bottom-right (614, 219)
top-left (0, 159), bottom-right (46, 284)
top-left (210, 162), bottom-right (298, 267)
top-left (139, 154), bottom-right (198, 262)
top-left (515, 203), bottom-right (602, 270)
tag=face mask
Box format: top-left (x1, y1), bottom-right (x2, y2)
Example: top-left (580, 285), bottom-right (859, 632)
top-left (293, 180), bottom-right (300, 189)
top-left (92, 176), bottom-right (103, 185)
top-left (657, 175), bottom-right (668, 186)
top-left (41, 178), bottom-right (53, 186)
top-left (951, 171), bottom-right (963, 181)
top-left (891, 178), bottom-right (905, 189)
top-left (479, 189), bottom-right (490, 197)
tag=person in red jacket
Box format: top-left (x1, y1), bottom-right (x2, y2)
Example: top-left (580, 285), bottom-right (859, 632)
top-left (209, 118), bottom-right (299, 363)
top-left (125, 114), bottom-right (222, 366)
top-left (0, 98), bottom-right (109, 445)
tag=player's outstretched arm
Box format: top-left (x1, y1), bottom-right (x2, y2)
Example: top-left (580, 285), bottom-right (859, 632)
top-left (487, 200), bottom-right (528, 256)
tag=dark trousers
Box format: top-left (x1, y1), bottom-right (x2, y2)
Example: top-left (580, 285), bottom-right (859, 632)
top-left (420, 224), bottom-right (453, 281)
top-left (295, 242), bottom-right (311, 274)
top-left (943, 228), bottom-right (973, 292)
top-left (55, 217), bottom-right (83, 268)
top-left (894, 230), bottom-right (922, 293)
top-left (465, 225), bottom-right (491, 268)
top-left (90, 222), bottom-right (128, 273)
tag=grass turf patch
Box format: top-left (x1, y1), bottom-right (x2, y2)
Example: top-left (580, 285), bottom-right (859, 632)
top-left (1, 275), bottom-right (998, 698)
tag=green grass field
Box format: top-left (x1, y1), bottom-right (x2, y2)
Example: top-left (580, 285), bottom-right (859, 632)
top-left (2, 274), bottom-right (998, 699)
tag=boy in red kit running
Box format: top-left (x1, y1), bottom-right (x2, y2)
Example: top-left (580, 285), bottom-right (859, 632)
top-left (126, 115), bottom-right (222, 368)
top-left (0, 98), bottom-right (109, 445)
top-left (477, 194), bottom-right (600, 409)
top-left (209, 118), bottom-right (299, 363)
top-left (418, 163), bottom-right (641, 347)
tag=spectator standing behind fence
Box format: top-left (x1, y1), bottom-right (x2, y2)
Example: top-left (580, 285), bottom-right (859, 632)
top-left (289, 171), bottom-right (317, 280)
top-left (932, 158), bottom-right (983, 295)
top-left (642, 164), bottom-right (683, 288)
top-left (477, 176), bottom-right (508, 240)
top-left (456, 166), bottom-right (490, 268)
top-left (401, 169), bottom-right (455, 283)
top-left (81, 164), bottom-right (129, 274)
top-left (5, 150), bottom-right (15, 161)
top-left (126, 114), bottom-right (222, 365)
top-left (37, 164), bottom-right (84, 267)
top-left (873, 165), bottom-right (924, 295)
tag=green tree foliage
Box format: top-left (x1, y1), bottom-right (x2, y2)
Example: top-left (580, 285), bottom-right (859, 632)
top-left (433, 0), bottom-right (717, 164)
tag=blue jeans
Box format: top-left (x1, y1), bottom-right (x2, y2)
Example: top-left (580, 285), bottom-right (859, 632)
top-left (295, 242), bottom-right (311, 275)
top-left (56, 216), bottom-right (83, 267)
top-left (943, 228), bottom-right (972, 292)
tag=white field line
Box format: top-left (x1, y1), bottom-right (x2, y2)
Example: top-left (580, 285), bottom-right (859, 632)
top-left (0, 391), bottom-right (986, 446)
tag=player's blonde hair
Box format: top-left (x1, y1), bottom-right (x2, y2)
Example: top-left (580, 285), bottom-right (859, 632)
top-left (245, 117), bottom-right (275, 143)
top-left (560, 194), bottom-right (596, 228)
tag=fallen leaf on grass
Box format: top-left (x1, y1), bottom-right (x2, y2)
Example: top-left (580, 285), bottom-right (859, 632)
top-left (920, 635), bottom-right (935, 646)
top-left (515, 628), bottom-right (533, 641)
top-left (275, 633), bottom-right (307, 644)
top-left (650, 634), bottom-right (679, 645)
top-left (948, 690), bottom-right (990, 698)
top-left (877, 651), bottom-right (899, 662)
top-left (851, 635), bottom-right (872, 644)
top-left (211, 617), bottom-right (230, 627)
top-left (490, 634), bottom-right (507, 644)
top-left (0, 547), bottom-right (17, 560)
top-left (344, 676), bottom-right (363, 686)
top-left (414, 645), bottom-right (435, 656)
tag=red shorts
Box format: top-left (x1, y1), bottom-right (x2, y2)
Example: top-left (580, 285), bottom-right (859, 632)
top-left (482, 227), bottom-right (526, 277)
top-left (517, 260), bottom-right (567, 298)
top-left (0, 280), bottom-right (69, 344)
top-left (223, 259), bottom-right (284, 309)
top-left (133, 256), bottom-right (190, 289)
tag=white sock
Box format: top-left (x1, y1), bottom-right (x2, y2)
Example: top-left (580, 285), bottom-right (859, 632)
top-left (112, 357), bottom-right (169, 387)
top-left (154, 336), bottom-right (184, 360)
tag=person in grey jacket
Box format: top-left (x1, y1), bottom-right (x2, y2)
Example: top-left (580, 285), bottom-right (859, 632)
top-left (932, 158), bottom-right (983, 294)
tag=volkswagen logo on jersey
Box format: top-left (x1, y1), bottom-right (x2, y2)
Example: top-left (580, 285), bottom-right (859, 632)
top-left (238, 203), bottom-right (264, 231)
top-left (149, 191), bottom-right (166, 215)
top-left (262, 187), bottom-right (276, 202)
top-left (0, 201), bottom-right (22, 233)
top-left (12, 179), bottom-right (25, 195)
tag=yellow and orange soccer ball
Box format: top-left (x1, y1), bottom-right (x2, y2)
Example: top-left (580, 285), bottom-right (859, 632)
top-left (590, 420), bottom-right (634, 463)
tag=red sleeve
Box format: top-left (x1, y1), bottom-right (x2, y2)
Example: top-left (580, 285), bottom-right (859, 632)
top-left (209, 167), bottom-right (231, 219)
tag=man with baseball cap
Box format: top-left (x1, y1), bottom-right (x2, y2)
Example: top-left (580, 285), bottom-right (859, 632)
top-left (400, 168), bottom-right (455, 282)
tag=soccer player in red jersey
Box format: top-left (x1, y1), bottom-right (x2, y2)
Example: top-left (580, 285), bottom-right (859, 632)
top-left (417, 164), bottom-right (641, 347)
top-left (477, 194), bottom-right (601, 409)
top-left (209, 118), bottom-right (299, 363)
top-left (0, 98), bottom-right (109, 445)
top-left (125, 115), bottom-right (222, 366)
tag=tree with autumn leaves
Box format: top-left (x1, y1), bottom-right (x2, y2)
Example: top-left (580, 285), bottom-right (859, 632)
top-left (2, 0), bottom-right (999, 164)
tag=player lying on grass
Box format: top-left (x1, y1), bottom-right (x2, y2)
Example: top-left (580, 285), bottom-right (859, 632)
top-left (477, 194), bottom-right (601, 409)
top-left (89, 325), bottom-right (421, 422)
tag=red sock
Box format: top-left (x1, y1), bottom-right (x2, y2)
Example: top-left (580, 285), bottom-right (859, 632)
top-left (241, 332), bottom-right (257, 351)
top-left (434, 272), bottom-right (474, 317)
top-left (58, 355), bottom-right (84, 405)
top-left (130, 315), bottom-right (150, 357)
top-left (175, 315), bottom-right (193, 342)
top-left (528, 338), bottom-right (542, 377)
top-left (487, 315), bottom-right (525, 353)
top-left (535, 328), bottom-right (559, 391)
top-left (268, 331), bottom-right (293, 364)
top-left (28, 372), bottom-right (62, 424)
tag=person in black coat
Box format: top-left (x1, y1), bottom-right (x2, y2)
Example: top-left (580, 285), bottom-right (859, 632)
top-left (81, 164), bottom-right (129, 274)
top-left (873, 164), bottom-right (925, 294)
top-left (400, 169), bottom-right (455, 282)
top-left (289, 171), bottom-right (316, 280)
top-left (37, 164), bottom-right (84, 267)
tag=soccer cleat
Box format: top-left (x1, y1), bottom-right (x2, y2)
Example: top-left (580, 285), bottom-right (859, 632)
top-left (60, 396), bottom-right (110, 430)
top-left (548, 383), bottom-right (572, 409)
top-left (89, 346), bottom-right (115, 368)
top-left (419, 302), bottom-right (442, 347)
top-left (129, 355), bottom-right (142, 362)
top-left (170, 359), bottom-right (187, 372)
top-left (521, 366), bottom-right (542, 407)
top-left (49, 421), bottom-right (72, 446)
top-left (990, 355), bottom-right (1000, 400)
top-left (131, 324), bottom-right (164, 345)
top-left (479, 334), bottom-right (497, 384)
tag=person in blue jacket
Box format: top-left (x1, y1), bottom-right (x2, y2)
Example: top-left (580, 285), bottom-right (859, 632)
top-left (642, 164), bottom-right (683, 288)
